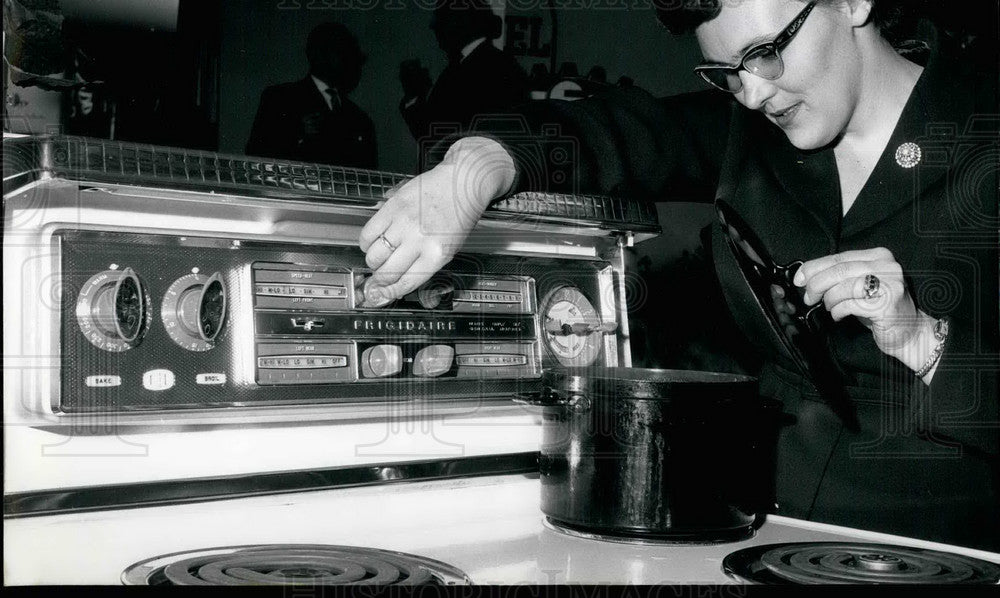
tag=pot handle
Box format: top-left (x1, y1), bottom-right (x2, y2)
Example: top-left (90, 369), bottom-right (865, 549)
top-left (513, 392), bottom-right (591, 411)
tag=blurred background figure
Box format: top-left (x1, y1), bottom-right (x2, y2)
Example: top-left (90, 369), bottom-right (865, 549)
top-left (246, 21), bottom-right (377, 168)
top-left (67, 86), bottom-right (112, 137)
top-left (399, 0), bottom-right (528, 148)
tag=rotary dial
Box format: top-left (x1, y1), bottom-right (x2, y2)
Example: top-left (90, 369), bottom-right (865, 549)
top-left (161, 271), bottom-right (227, 351)
top-left (541, 286), bottom-right (603, 367)
top-left (75, 267), bottom-right (150, 352)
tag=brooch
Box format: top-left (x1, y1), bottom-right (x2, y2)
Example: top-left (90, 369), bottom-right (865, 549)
top-left (894, 142), bottom-right (922, 168)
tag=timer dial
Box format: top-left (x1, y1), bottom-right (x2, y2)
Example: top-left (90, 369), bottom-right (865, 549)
top-left (541, 286), bottom-right (603, 367)
top-left (76, 267), bottom-right (150, 352)
top-left (161, 272), bottom-right (227, 351)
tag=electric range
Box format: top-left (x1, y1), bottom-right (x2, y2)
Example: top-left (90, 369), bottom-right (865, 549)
top-left (7, 472), bottom-right (1000, 585)
top-left (5, 136), bottom-right (997, 586)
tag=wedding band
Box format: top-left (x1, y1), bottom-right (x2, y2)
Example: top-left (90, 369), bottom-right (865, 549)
top-left (863, 274), bottom-right (883, 300)
top-left (377, 234), bottom-right (397, 252)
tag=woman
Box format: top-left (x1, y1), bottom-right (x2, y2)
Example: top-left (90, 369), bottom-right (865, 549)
top-left (358, 0), bottom-right (999, 550)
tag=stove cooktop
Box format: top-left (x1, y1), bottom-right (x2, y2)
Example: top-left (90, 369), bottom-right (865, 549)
top-left (723, 542), bottom-right (1000, 584)
top-left (121, 545), bottom-right (471, 586)
top-left (6, 474), bottom-right (1000, 585)
top-left (121, 541), bottom-right (1000, 586)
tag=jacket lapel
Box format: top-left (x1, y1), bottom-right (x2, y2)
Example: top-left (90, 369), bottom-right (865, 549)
top-left (841, 31), bottom-right (975, 238)
top-left (757, 118), bottom-right (843, 244)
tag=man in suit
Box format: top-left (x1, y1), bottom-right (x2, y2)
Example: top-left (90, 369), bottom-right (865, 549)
top-left (246, 22), bottom-right (377, 169)
top-left (399, 0), bottom-right (529, 148)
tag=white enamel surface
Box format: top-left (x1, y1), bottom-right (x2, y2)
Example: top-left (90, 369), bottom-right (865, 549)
top-left (4, 415), bottom-right (543, 492)
top-left (6, 475), bottom-right (998, 585)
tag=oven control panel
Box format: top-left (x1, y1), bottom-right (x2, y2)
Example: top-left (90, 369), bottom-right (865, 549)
top-left (251, 262), bottom-right (541, 384)
top-left (56, 230), bottom-right (621, 414)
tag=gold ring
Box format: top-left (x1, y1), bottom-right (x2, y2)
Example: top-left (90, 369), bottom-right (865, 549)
top-left (377, 234), bottom-right (397, 252)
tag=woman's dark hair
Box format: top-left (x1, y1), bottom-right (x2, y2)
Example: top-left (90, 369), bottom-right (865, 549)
top-left (654, 0), bottom-right (924, 48)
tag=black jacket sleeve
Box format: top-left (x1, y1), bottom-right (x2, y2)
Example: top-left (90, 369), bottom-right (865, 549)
top-left (482, 86), bottom-right (735, 203)
top-left (924, 313), bottom-right (1000, 457)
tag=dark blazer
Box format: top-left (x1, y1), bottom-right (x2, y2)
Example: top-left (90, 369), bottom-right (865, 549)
top-left (402, 42), bottom-right (529, 143)
top-left (246, 77), bottom-right (377, 169)
top-left (500, 32), bottom-right (999, 550)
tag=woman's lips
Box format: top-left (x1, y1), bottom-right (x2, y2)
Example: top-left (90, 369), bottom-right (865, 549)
top-left (768, 102), bottom-right (801, 127)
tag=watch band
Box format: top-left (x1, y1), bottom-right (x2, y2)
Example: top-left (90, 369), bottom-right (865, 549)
top-left (915, 318), bottom-right (949, 378)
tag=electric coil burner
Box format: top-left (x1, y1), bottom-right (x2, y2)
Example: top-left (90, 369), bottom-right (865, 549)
top-left (723, 542), bottom-right (1000, 584)
top-left (121, 545), bottom-right (471, 586)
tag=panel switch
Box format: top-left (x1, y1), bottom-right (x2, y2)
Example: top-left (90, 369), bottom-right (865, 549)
top-left (413, 345), bottom-right (455, 377)
top-left (361, 345), bottom-right (403, 378)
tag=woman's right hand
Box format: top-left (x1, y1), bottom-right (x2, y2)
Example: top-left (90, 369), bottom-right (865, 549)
top-left (358, 137), bottom-right (516, 305)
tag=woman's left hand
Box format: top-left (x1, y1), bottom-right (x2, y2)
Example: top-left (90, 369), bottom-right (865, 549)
top-left (792, 247), bottom-right (930, 355)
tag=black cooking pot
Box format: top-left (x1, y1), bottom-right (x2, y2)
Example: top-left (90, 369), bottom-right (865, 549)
top-left (519, 367), bottom-right (783, 542)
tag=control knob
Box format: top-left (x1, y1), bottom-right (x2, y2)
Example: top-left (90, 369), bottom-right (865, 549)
top-left (414, 276), bottom-right (455, 310)
top-left (413, 345), bottom-right (454, 377)
top-left (357, 276), bottom-right (394, 309)
top-left (361, 345), bottom-right (403, 378)
top-left (161, 271), bottom-right (227, 351)
top-left (75, 267), bottom-right (150, 352)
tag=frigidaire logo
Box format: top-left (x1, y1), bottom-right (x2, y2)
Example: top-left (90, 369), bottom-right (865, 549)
top-left (353, 319), bottom-right (457, 332)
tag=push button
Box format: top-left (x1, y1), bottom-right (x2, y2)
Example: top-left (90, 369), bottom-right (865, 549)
top-left (361, 345), bottom-right (403, 378)
top-left (142, 369), bottom-right (175, 391)
top-left (412, 345), bottom-right (454, 377)
top-left (358, 277), bottom-right (394, 308)
top-left (415, 277), bottom-right (455, 309)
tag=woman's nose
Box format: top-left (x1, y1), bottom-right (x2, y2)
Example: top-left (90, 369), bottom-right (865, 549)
top-left (737, 71), bottom-right (777, 111)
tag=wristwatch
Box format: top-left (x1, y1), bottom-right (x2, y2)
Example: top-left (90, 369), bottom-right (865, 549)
top-left (933, 317), bottom-right (949, 341)
top-left (915, 317), bottom-right (949, 378)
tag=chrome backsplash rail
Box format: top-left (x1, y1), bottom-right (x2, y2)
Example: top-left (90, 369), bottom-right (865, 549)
top-left (3, 135), bottom-right (660, 235)
top-left (3, 452), bottom-right (539, 518)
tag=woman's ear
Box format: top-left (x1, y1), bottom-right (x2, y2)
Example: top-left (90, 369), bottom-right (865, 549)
top-left (848, 0), bottom-right (874, 28)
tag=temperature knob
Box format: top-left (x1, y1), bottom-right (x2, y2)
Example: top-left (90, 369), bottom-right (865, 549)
top-left (361, 345), bottom-right (403, 378)
top-left (413, 345), bottom-right (454, 377)
top-left (161, 272), bottom-right (227, 351)
top-left (415, 276), bottom-right (455, 310)
top-left (76, 267), bottom-right (150, 352)
top-left (357, 276), bottom-right (394, 309)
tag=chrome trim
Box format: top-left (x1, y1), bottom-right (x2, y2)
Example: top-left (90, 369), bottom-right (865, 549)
top-left (3, 452), bottom-right (539, 518)
top-left (596, 264), bottom-right (620, 367)
top-left (3, 135), bottom-right (661, 239)
top-left (613, 234), bottom-right (633, 367)
top-left (3, 136), bottom-right (658, 425)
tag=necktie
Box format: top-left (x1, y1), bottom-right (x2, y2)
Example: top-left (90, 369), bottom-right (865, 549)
top-left (324, 88), bottom-right (341, 111)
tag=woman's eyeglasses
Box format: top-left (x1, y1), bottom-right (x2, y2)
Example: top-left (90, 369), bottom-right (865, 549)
top-left (694, 1), bottom-right (817, 93)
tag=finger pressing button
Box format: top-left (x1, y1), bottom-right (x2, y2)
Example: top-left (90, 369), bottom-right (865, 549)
top-left (359, 277), bottom-right (394, 308)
